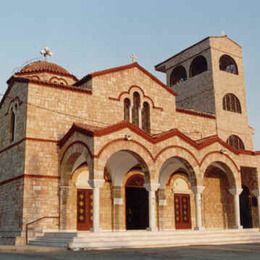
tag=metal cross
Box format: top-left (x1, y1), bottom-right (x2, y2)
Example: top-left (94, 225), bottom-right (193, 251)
top-left (40, 47), bottom-right (53, 60)
top-left (130, 53), bottom-right (137, 63)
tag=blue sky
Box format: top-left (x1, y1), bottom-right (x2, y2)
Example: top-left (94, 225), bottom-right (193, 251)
top-left (0, 0), bottom-right (259, 148)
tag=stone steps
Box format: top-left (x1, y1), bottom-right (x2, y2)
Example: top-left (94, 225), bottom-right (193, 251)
top-left (29, 229), bottom-right (260, 250)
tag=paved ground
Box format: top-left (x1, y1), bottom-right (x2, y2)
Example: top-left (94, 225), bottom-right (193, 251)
top-left (1, 244), bottom-right (260, 259)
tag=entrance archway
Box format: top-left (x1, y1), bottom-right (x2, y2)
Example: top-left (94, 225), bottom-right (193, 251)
top-left (240, 185), bottom-right (252, 228)
top-left (203, 162), bottom-right (235, 229)
top-left (158, 156), bottom-right (197, 230)
top-left (172, 175), bottom-right (192, 229)
top-left (104, 149), bottom-right (151, 231)
top-left (125, 174), bottom-right (149, 230)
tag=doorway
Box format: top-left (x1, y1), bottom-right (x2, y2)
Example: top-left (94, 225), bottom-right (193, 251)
top-left (125, 174), bottom-right (149, 230)
top-left (240, 185), bottom-right (252, 228)
top-left (174, 193), bottom-right (191, 229)
top-left (77, 189), bottom-right (93, 231)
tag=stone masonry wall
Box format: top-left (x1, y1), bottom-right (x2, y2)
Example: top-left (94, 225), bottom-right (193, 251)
top-left (0, 82), bottom-right (28, 150)
top-left (23, 177), bottom-right (59, 233)
top-left (0, 178), bottom-right (24, 245)
top-left (175, 111), bottom-right (216, 140)
top-left (210, 38), bottom-right (253, 150)
top-left (159, 36), bottom-right (253, 149)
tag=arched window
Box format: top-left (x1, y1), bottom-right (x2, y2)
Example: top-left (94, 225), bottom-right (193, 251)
top-left (223, 94), bottom-right (242, 113)
top-left (189, 55), bottom-right (208, 77)
top-left (132, 92), bottom-right (140, 127)
top-left (170, 66), bottom-right (187, 86)
top-left (124, 98), bottom-right (131, 122)
top-left (219, 55), bottom-right (238, 75)
top-left (142, 102), bottom-right (150, 133)
top-left (10, 108), bottom-right (16, 142)
top-left (227, 135), bottom-right (245, 150)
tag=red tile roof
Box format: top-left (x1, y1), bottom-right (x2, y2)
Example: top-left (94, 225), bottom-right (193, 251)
top-left (59, 121), bottom-right (259, 156)
top-left (15, 60), bottom-right (77, 80)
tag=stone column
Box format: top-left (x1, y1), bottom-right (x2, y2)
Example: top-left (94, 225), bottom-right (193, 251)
top-left (59, 185), bottom-right (72, 230)
top-left (192, 186), bottom-right (205, 230)
top-left (89, 179), bottom-right (104, 232)
top-left (145, 183), bottom-right (160, 231)
top-left (252, 189), bottom-right (260, 229)
top-left (158, 188), bottom-right (167, 230)
top-left (129, 104), bottom-right (133, 123)
top-left (112, 186), bottom-right (124, 231)
top-left (138, 105), bottom-right (142, 128)
top-left (229, 188), bottom-right (243, 229)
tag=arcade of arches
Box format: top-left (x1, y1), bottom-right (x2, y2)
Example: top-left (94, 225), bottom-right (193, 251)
top-left (60, 144), bottom-right (260, 232)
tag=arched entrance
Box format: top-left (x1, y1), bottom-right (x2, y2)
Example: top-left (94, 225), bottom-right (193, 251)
top-left (60, 142), bottom-right (93, 231)
top-left (104, 149), bottom-right (151, 231)
top-left (172, 175), bottom-right (192, 229)
top-left (74, 166), bottom-right (93, 231)
top-left (240, 185), bottom-right (252, 228)
top-left (125, 174), bottom-right (149, 230)
top-left (158, 156), bottom-right (197, 230)
top-left (203, 162), bottom-right (235, 229)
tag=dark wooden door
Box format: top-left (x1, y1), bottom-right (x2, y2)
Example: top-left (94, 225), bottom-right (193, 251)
top-left (239, 185), bottom-right (252, 228)
top-left (174, 193), bottom-right (191, 229)
top-left (125, 187), bottom-right (149, 230)
top-left (77, 189), bottom-right (93, 231)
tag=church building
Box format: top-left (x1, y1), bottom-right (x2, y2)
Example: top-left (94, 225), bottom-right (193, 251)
top-left (1, 36), bottom-right (260, 248)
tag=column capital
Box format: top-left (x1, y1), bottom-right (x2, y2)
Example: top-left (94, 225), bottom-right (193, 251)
top-left (192, 185), bottom-right (205, 194)
top-left (229, 188), bottom-right (243, 195)
top-left (145, 183), bottom-right (160, 192)
top-left (88, 179), bottom-right (104, 188)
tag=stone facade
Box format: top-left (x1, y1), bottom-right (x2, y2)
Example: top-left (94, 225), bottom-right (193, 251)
top-left (0, 36), bottom-right (260, 245)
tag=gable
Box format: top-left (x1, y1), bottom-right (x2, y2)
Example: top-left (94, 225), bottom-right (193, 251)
top-left (76, 62), bottom-right (176, 97)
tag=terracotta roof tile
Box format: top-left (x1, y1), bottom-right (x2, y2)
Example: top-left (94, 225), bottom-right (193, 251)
top-left (16, 60), bottom-right (76, 79)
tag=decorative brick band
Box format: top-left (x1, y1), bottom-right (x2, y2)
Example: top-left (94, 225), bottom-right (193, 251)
top-left (59, 120), bottom-right (260, 157)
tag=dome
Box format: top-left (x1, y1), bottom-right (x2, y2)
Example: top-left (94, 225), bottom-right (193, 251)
top-left (16, 60), bottom-right (73, 77)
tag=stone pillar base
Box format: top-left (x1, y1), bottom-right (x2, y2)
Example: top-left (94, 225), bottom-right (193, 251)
top-left (147, 227), bottom-right (158, 232)
top-left (91, 227), bottom-right (102, 233)
top-left (194, 227), bottom-right (205, 231)
top-left (233, 225), bottom-right (243, 230)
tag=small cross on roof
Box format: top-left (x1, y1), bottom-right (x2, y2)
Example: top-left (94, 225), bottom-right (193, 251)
top-left (130, 53), bottom-right (137, 63)
top-left (40, 47), bottom-right (53, 60)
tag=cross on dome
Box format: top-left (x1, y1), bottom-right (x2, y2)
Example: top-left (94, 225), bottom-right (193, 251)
top-left (40, 47), bottom-right (53, 60)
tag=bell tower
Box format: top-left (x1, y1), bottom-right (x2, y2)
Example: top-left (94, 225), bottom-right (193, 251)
top-left (155, 36), bottom-right (253, 150)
